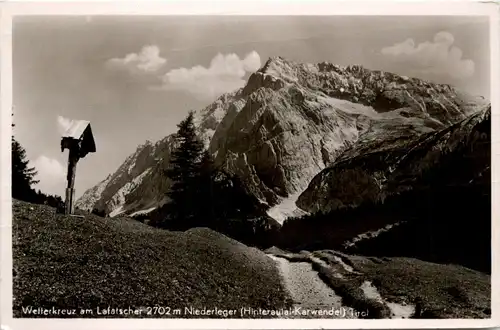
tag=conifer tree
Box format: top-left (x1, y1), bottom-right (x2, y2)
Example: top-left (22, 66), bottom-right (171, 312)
top-left (163, 111), bottom-right (204, 229)
top-left (12, 117), bottom-right (38, 201)
top-left (194, 150), bottom-right (218, 227)
top-left (158, 112), bottom-right (272, 246)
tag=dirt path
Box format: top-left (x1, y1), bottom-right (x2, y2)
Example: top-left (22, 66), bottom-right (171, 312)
top-left (268, 255), bottom-right (356, 319)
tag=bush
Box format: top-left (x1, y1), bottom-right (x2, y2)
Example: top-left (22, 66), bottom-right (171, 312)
top-left (91, 208), bottom-right (107, 217)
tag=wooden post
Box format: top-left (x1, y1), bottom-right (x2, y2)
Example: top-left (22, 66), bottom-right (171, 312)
top-left (65, 146), bottom-right (80, 215)
top-left (60, 120), bottom-right (95, 216)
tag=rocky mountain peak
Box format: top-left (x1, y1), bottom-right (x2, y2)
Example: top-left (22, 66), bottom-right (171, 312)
top-left (259, 56), bottom-right (288, 72)
top-left (77, 56), bottom-right (490, 222)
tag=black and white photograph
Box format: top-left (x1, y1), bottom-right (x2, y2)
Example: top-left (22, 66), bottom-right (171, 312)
top-left (1, 1), bottom-right (498, 329)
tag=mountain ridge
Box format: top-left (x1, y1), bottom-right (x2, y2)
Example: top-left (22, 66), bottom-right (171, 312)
top-left (75, 56), bottom-right (489, 221)
top-left (296, 105), bottom-right (491, 213)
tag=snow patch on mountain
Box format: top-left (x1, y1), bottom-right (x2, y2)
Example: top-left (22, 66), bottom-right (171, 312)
top-left (129, 206), bottom-right (157, 217)
top-left (343, 222), bottom-right (406, 249)
top-left (266, 191), bottom-right (309, 224)
top-left (109, 205), bottom-right (125, 217)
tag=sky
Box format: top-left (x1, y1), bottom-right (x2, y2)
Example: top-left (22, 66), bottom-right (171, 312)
top-left (12, 15), bottom-right (491, 198)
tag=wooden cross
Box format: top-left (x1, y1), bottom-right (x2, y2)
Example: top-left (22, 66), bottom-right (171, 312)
top-left (60, 120), bottom-right (96, 215)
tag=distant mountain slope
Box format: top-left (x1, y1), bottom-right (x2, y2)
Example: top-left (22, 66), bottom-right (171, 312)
top-left (75, 92), bottom-right (238, 215)
top-left (297, 106), bottom-right (490, 213)
top-left (76, 137), bottom-right (173, 216)
top-left (76, 56), bottom-right (489, 220)
top-left (280, 107), bottom-right (491, 273)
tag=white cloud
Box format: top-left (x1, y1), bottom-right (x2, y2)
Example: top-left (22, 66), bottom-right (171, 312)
top-left (381, 31), bottom-right (474, 79)
top-left (57, 115), bottom-right (73, 135)
top-left (241, 51), bottom-right (262, 72)
top-left (106, 45), bottom-right (167, 74)
top-left (159, 51), bottom-right (262, 101)
top-left (32, 156), bottom-right (66, 196)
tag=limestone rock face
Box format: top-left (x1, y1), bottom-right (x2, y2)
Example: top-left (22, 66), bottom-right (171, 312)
top-left (76, 56), bottom-right (489, 220)
top-left (296, 106), bottom-right (491, 213)
top-left (209, 57), bottom-right (487, 214)
top-left (75, 138), bottom-right (171, 216)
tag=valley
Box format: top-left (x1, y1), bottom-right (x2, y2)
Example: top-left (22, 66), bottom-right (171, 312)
top-left (14, 56), bottom-right (491, 319)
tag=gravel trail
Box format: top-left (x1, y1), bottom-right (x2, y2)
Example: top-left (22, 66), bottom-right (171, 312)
top-left (268, 255), bottom-right (356, 319)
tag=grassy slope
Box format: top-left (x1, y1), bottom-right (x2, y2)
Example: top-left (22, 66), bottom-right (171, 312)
top-left (12, 200), bottom-right (291, 318)
top-left (342, 254), bottom-right (491, 318)
top-left (270, 250), bottom-right (490, 319)
top-left (317, 251), bottom-right (491, 319)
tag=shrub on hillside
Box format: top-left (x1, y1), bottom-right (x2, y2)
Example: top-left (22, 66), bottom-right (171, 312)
top-left (91, 208), bottom-right (107, 217)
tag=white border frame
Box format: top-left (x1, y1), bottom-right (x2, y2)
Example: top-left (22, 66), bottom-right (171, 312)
top-left (1, 1), bottom-right (499, 329)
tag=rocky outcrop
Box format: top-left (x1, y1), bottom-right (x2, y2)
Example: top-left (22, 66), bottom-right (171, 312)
top-left (76, 56), bottom-right (489, 220)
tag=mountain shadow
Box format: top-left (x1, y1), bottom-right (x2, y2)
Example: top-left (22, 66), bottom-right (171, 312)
top-left (279, 107), bottom-right (491, 274)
